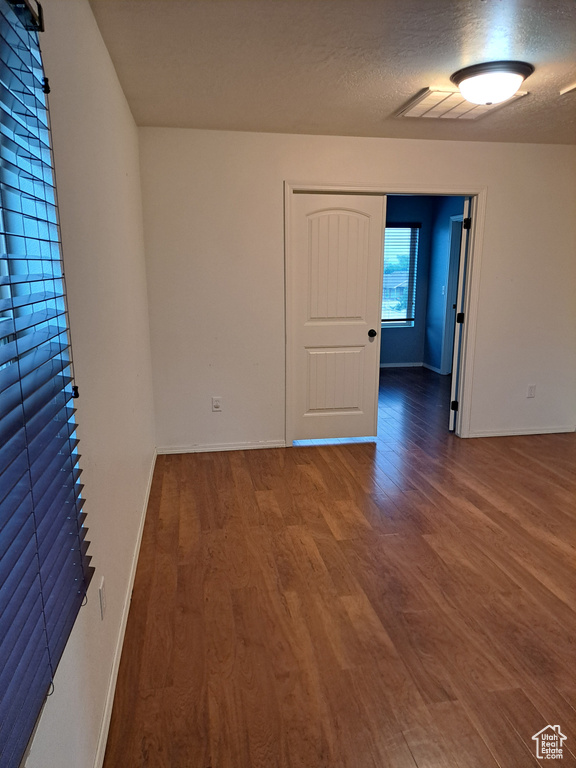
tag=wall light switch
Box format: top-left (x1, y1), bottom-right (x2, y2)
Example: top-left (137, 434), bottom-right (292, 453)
top-left (527, 385), bottom-right (536, 398)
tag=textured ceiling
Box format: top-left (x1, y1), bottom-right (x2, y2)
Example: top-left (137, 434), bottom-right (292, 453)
top-left (88, 0), bottom-right (576, 144)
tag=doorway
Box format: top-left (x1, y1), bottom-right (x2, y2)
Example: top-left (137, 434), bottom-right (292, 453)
top-left (285, 183), bottom-right (485, 444)
top-left (379, 194), bottom-right (467, 432)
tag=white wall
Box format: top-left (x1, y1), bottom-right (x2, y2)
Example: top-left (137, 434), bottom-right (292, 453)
top-left (140, 129), bottom-right (576, 446)
top-left (24, 2), bottom-right (156, 767)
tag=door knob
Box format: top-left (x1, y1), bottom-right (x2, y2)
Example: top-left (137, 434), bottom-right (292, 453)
top-left (368, 329), bottom-right (377, 338)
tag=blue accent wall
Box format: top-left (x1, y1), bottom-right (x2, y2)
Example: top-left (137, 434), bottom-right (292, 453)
top-left (380, 195), bottom-right (465, 369)
top-left (379, 196), bottom-right (434, 365)
top-left (424, 196), bottom-right (465, 372)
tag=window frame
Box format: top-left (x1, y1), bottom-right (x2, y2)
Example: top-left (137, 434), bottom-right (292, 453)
top-left (381, 222), bottom-right (421, 329)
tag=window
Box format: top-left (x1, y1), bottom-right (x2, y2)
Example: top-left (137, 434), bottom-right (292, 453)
top-left (381, 224), bottom-right (420, 327)
top-left (0, 2), bottom-right (93, 766)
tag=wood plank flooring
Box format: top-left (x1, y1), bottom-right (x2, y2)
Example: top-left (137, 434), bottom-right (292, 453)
top-left (103, 368), bottom-right (576, 768)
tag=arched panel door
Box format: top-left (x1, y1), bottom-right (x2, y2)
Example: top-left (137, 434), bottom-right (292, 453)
top-left (287, 193), bottom-right (386, 441)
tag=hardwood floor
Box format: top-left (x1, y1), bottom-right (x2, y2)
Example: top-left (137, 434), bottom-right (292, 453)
top-left (103, 368), bottom-right (576, 768)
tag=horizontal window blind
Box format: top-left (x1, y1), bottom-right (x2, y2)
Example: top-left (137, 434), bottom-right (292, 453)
top-left (0, 2), bottom-right (94, 766)
top-left (381, 224), bottom-right (420, 325)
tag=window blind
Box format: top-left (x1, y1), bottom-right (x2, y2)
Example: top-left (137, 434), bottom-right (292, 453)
top-left (381, 224), bottom-right (420, 325)
top-left (0, 2), bottom-right (94, 766)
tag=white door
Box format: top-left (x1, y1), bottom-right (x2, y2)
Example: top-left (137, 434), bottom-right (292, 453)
top-left (287, 192), bottom-right (386, 441)
top-left (449, 198), bottom-right (472, 432)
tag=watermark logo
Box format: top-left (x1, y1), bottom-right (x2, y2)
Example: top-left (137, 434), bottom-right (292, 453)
top-left (532, 725), bottom-right (567, 760)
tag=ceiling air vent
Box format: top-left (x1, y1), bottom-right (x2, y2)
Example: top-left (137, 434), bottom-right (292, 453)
top-left (398, 87), bottom-right (527, 120)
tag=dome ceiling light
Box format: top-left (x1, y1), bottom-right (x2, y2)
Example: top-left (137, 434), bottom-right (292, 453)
top-left (450, 61), bottom-right (535, 105)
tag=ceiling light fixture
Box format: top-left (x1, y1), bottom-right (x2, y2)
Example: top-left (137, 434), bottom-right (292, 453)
top-left (450, 61), bottom-right (534, 105)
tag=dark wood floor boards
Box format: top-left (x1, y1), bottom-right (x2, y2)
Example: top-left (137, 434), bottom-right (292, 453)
top-left (104, 368), bottom-right (576, 768)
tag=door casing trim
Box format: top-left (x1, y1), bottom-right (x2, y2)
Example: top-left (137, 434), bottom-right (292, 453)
top-left (284, 181), bottom-right (488, 441)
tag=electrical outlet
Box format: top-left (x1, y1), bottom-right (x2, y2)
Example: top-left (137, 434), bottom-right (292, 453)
top-left (212, 396), bottom-right (222, 412)
top-left (527, 385), bottom-right (536, 399)
top-left (99, 577), bottom-right (106, 620)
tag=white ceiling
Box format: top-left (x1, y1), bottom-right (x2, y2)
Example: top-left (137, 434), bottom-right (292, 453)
top-left (88, 0), bottom-right (576, 144)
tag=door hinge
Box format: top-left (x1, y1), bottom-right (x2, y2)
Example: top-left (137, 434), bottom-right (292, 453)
top-left (451, 400), bottom-right (459, 411)
top-left (72, 385), bottom-right (79, 399)
top-left (42, 77), bottom-right (50, 94)
top-left (456, 312), bottom-right (465, 324)
top-left (463, 217), bottom-right (471, 230)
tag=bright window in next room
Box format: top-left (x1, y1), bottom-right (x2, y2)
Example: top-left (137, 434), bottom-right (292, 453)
top-left (381, 224), bottom-right (420, 327)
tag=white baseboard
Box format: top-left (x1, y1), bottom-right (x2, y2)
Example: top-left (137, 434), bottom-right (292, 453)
top-left (422, 363), bottom-right (446, 375)
top-left (158, 440), bottom-right (286, 455)
top-left (467, 426), bottom-right (576, 438)
top-left (93, 449), bottom-right (158, 768)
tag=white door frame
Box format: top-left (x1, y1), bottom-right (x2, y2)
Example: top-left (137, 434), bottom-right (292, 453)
top-left (285, 182), bottom-right (488, 440)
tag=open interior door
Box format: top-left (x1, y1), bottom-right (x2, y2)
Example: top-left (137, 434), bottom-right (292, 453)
top-left (287, 192), bottom-right (386, 441)
top-left (449, 197), bottom-right (472, 432)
